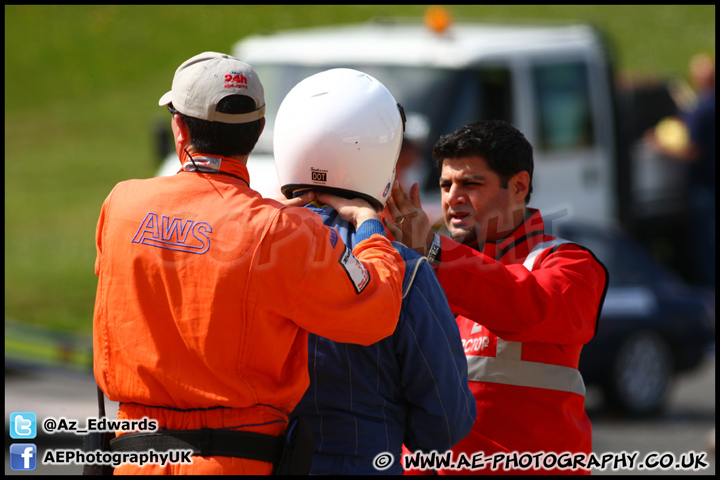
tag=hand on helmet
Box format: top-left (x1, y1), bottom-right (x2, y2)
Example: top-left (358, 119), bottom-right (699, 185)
top-left (384, 181), bottom-right (434, 256)
top-left (276, 191), bottom-right (315, 207)
top-left (316, 192), bottom-right (379, 229)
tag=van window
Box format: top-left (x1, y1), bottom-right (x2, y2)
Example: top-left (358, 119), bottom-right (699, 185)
top-left (532, 62), bottom-right (594, 151)
top-left (252, 63), bottom-right (459, 150)
top-left (252, 63), bottom-right (512, 192)
top-left (477, 67), bottom-right (513, 124)
top-left (441, 67), bottom-right (513, 135)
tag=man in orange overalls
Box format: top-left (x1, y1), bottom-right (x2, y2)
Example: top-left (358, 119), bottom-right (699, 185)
top-left (92, 52), bottom-right (405, 474)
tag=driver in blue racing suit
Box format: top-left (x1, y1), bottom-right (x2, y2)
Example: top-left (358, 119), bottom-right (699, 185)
top-left (274, 68), bottom-right (476, 475)
top-left (293, 201), bottom-right (476, 474)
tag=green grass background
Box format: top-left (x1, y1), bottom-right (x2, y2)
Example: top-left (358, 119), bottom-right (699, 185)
top-left (5, 5), bottom-right (715, 334)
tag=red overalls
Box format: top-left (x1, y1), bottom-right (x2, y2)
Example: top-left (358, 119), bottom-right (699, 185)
top-left (434, 209), bottom-right (607, 475)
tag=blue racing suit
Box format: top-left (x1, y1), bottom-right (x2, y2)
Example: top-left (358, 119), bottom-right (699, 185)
top-left (292, 202), bottom-right (476, 475)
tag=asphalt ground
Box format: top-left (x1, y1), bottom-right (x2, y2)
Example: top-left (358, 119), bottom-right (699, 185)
top-left (586, 350), bottom-right (715, 475)
top-left (5, 351), bottom-right (715, 475)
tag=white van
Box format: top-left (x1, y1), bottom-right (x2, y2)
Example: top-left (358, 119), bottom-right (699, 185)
top-left (158, 14), bottom-right (683, 236)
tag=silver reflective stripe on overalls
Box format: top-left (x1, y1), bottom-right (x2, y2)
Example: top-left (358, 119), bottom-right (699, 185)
top-left (465, 238), bottom-right (587, 396)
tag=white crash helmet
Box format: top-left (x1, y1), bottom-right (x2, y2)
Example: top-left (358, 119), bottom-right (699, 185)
top-left (273, 68), bottom-right (405, 209)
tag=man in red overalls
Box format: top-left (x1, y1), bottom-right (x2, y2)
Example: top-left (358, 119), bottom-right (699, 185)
top-left (387, 120), bottom-right (608, 474)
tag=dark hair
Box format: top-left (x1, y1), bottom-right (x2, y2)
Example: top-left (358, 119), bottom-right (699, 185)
top-left (173, 95), bottom-right (263, 157)
top-left (432, 120), bottom-right (534, 203)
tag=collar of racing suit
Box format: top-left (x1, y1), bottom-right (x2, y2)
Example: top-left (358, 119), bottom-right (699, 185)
top-left (481, 208), bottom-right (547, 261)
top-left (181, 153), bottom-right (251, 186)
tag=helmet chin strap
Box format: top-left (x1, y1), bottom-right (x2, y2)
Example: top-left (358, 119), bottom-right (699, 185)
top-left (292, 188), bottom-right (314, 198)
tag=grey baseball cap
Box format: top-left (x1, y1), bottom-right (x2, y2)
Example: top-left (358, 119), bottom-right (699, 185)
top-left (159, 51), bottom-right (265, 124)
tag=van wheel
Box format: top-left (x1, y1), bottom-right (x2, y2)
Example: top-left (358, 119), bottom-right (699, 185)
top-left (603, 330), bottom-right (673, 416)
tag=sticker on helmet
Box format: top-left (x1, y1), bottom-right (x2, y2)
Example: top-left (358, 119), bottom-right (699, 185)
top-left (339, 246), bottom-right (370, 294)
top-left (311, 167), bottom-right (327, 183)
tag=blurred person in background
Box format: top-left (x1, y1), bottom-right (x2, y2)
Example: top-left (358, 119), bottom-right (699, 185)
top-left (645, 52), bottom-right (715, 288)
top-left (395, 112), bottom-right (432, 189)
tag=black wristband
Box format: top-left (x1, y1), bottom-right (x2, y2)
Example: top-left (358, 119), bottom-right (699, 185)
top-left (426, 232), bottom-right (441, 267)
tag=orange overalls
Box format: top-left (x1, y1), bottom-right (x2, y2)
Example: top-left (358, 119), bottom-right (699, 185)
top-left (93, 156), bottom-right (404, 474)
